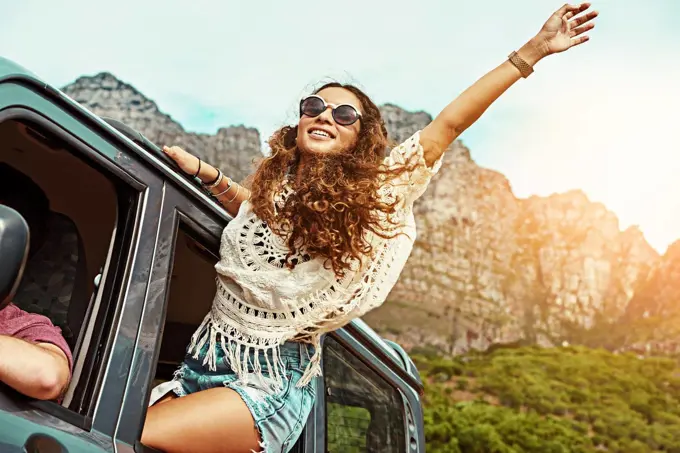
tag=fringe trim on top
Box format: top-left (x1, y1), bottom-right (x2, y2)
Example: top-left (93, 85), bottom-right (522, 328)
top-left (188, 309), bottom-right (324, 390)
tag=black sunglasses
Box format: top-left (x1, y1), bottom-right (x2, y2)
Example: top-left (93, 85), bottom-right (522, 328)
top-left (299, 95), bottom-right (362, 126)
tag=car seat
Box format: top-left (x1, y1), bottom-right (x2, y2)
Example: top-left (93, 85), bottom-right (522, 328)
top-left (0, 163), bottom-right (89, 351)
top-left (0, 205), bottom-right (29, 310)
top-left (14, 212), bottom-right (89, 349)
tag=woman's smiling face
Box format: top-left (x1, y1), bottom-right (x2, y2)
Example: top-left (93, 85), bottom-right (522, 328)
top-left (296, 87), bottom-right (363, 156)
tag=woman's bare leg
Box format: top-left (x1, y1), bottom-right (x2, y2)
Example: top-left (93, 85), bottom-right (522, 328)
top-left (142, 387), bottom-right (261, 453)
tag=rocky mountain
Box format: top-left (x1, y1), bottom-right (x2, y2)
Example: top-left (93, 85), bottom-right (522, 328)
top-left (61, 72), bottom-right (678, 354)
top-left (367, 123), bottom-right (663, 353)
top-left (626, 240), bottom-right (680, 321)
top-left (613, 240), bottom-right (680, 352)
top-left (61, 73), bottom-right (261, 183)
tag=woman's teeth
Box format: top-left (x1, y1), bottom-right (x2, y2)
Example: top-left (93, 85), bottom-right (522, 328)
top-left (310, 130), bottom-right (330, 138)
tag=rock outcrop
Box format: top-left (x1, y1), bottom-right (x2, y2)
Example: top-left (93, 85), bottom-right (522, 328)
top-left (369, 109), bottom-right (660, 353)
top-left (61, 72), bottom-right (261, 183)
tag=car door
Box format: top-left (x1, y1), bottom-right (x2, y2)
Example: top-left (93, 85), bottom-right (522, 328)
top-left (0, 76), bottom-right (162, 452)
top-left (111, 176), bottom-right (229, 452)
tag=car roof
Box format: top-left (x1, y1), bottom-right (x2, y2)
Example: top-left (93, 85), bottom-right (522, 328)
top-left (0, 56), bottom-right (423, 391)
top-left (0, 57), bottom-right (223, 215)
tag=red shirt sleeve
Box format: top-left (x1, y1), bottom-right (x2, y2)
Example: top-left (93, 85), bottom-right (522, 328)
top-left (2, 304), bottom-right (74, 373)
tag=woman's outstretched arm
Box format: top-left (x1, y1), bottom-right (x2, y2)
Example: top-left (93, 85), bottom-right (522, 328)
top-left (420, 2), bottom-right (598, 166)
top-left (162, 145), bottom-right (250, 217)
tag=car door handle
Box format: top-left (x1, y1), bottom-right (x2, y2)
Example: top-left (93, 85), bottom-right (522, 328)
top-left (23, 433), bottom-right (67, 453)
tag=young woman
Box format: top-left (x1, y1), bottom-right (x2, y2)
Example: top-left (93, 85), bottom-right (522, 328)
top-left (142, 3), bottom-right (597, 452)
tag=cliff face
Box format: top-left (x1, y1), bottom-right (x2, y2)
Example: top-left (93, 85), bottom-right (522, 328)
top-left (369, 108), bottom-right (660, 353)
top-left (61, 72), bottom-right (261, 183)
top-left (62, 72), bottom-right (675, 354)
top-left (616, 241), bottom-right (680, 352)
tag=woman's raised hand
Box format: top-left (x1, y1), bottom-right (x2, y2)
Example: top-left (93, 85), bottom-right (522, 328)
top-left (537, 3), bottom-right (598, 55)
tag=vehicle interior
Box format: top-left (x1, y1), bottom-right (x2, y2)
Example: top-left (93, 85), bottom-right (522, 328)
top-left (152, 226), bottom-right (217, 385)
top-left (324, 335), bottom-right (406, 452)
top-left (0, 116), bottom-right (218, 407)
top-left (0, 118), bottom-right (119, 410)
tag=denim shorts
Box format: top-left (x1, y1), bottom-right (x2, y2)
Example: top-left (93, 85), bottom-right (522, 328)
top-left (164, 340), bottom-right (317, 453)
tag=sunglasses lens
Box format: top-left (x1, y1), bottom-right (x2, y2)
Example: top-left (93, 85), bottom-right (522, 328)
top-left (301, 97), bottom-right (325, 117)
top-left (333, 105), bottom-right (359, 125)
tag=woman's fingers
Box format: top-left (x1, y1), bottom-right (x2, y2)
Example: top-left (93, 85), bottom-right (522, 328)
top-left (162, 145), bottom-right (191, 170)
top-left (569, 10), bottom-right (599, 28)
top-left (162, 145), bottom-right (176, 157)
top-left (560, 2), bottom-right (590, 19)
top-left (162, 146), bottom-right (202, 176)
top-left (570, 21), bottom-right (595, 38)
top-left (163, 145), bottom-right (187, 161)
top-left (571, 35), bottom-right (590, 47)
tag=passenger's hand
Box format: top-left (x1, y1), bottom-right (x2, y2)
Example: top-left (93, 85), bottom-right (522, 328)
top-left (536, 3), bottom-right (598, 55)
top-left (162, 145), bottom-right (200, 176)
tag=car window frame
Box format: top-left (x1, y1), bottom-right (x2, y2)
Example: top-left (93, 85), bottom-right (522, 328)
top-left (319, 330), bottom-right (426, 453)
top-left (0, 94), bottom-right (152, 443)
top-left (114, 181), bottom-right (226, 450)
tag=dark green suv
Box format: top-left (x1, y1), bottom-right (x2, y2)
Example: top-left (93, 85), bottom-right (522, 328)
top-left (0, 57), bottom-right (425, 453)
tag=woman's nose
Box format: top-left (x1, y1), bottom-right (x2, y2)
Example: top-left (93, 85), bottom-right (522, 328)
top-left (317, 106), bottom-right (334, 123)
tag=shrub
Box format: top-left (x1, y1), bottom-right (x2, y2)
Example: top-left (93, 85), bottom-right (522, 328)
top-left (420, 345), bottom-right (680, 452)
top-left (455, 378), bottom-right (469, 391)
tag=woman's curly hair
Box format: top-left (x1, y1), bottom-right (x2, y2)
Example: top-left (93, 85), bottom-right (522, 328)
top-left (248, 82), bottom-right (411, 279)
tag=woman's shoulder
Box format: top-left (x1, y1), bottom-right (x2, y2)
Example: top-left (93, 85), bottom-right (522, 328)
top-left (380, 129), bottom-right (443, 207)
top-left (383, 130), bottom-right (423, 167)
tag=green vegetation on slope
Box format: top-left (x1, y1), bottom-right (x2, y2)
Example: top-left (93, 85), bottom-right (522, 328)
top-left (413, 345), bottom-right (680, 453)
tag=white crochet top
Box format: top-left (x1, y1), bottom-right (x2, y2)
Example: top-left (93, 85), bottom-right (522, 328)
top-left (188, 131), bottom-right (443, 387)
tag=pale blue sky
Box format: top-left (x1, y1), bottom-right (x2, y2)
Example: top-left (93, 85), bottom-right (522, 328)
top-left (1, 0), bottom-right (679, 252)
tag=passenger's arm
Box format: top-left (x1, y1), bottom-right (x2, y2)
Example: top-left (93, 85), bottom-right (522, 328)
top-left (162, 145), bottom-right (250, 217)
top-left (420, 2), bottom-right (597, 166)
top-left (0, 335), bottom-right (70, 400)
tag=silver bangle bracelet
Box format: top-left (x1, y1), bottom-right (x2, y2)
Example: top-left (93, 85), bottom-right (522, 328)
top-left (226, 184), bottom-right (241, 203)
top-left (213, 176), bottom-right (233, 197)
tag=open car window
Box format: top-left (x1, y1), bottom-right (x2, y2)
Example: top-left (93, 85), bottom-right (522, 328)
top-left (0, 117), bottom-right (139, 423)
top-left (324, 335), bottom-right (407, 453)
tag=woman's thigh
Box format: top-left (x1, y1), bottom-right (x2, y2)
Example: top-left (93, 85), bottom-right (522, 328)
top-left (141, 387), bottom-right (260, 453)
